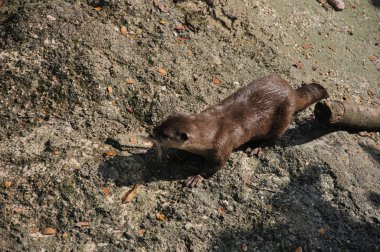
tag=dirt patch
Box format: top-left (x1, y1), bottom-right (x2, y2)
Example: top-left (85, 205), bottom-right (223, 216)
top-left (0, 0), bottom-right (379, 251)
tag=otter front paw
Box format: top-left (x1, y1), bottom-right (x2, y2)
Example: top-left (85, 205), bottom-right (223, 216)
top-left (184, 175), bottom-right (204, 187)
top-left (245, 147), bottom-right (261, 157)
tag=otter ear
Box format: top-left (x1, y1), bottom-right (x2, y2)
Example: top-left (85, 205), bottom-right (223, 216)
top-left (180, 132), bottom-right (188, 141)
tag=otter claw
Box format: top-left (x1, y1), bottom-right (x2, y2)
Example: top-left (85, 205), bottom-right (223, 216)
top-left (245, 147), bottom-right (261, 157)
top-left (184, 175), bottom-right (204, 187)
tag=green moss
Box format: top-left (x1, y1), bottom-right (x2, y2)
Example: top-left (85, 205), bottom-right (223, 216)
top-left (194, 95), bottom-right (205, 104)
top-left (62, 183), bottom-right (75, 196)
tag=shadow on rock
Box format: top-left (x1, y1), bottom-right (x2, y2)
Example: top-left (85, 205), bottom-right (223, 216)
top-left (98, 148), bottom-right (203, 186)
top-left (213, 165), bottom-right (380, 251)
top-left (279, 119), bottom-right (338, 147)
top-left (100, 120), bottom-right (338, 186)
top-left (237, 119), bottom-right (336, 153)
top-left (368, 191), bottom-right (380, 208)
top-left (359, 143), bottom-right (380, 164)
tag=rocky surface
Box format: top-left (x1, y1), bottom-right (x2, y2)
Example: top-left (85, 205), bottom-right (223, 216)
top-left (0, 0), bottom-right (379, 251)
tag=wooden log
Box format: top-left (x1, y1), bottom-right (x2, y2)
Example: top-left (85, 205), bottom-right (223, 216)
top-left (314, 101), bottom-right (380, 130)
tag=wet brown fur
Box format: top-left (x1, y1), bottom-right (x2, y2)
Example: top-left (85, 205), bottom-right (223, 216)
top-left (151, 74), bottom-right (328, 181)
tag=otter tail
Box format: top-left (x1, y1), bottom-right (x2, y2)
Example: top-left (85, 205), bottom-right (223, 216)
top-left (295, 83), bottom-right (329, 112)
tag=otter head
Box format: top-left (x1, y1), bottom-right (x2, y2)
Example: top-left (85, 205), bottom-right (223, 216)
top-left (150, 113), bottom-right (193, 150)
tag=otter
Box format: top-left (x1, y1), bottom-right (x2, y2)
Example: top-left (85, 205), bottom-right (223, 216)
top-left (150, 74), bottom-right (328, 187)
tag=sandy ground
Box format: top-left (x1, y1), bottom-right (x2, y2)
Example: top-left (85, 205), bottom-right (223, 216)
top-left (0, 0), bottom-right (379, 251)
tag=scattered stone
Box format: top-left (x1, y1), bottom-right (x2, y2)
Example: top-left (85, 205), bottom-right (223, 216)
top-left (292, 61), bottom-right (304, 69)
top-left (121, 184), bottom-right (141, 203)
top-left (217, 207), bottom-right (225, 215)
top-left (184, 222), bottom-right (193, 230)
top-left (159, 19), bottom-right (168, 25)
top-left (369, 55), bottom-right (378, 62)
top-left (14, 207), bottom-right (23, 214)
top-left (102, 187), bottom-right (110, 196)
top-left (318, 227), bottom-right (326, 235)
top-left (301, 44), bottom-right (312, 49)
top-left (328, 0), bottom-right (345, 11)
top-left (155, 212), bottom-right (166, 221)
top-left (327, 45), bottom-right (336, 52)
top-left (106, 86), bottom-right (113, 93)
top-left (46, 15), bottom-right (56, 21)
top-left (41, 227), bottom-right (56, 235)
top-left (77, 222), bottom-right (91, 227)
top-left (157, 67), bottom-right (167, 75)
top-left (120, 26), bottom-right (128, 36)
top-left (137, 229), bottom-right (146, 236)
top-left (104, 150), bottom-right (116, 157)
top-left (175, 24), bottom-right (186, 30)
top-left (126, 106), bottom-right (134, 113)
top-left (153, 0), bottom-right (168, 13)
top-left (212, 77), bottom-right (221, 85)
top-left (4, 181), bottom-right (12, 188)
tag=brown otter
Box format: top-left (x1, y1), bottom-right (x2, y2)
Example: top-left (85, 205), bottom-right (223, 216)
top-left (150, 74), bottom-right (328, 187)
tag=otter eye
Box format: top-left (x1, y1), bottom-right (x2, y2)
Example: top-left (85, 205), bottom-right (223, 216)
top-left (180, 133), bottom-right (188, 141)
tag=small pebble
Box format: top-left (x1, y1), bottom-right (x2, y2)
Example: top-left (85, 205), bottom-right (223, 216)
top-left (46, 15), bottom-right (56, 21)
top-left (328, 0), bottom-right (345, 11)
top-left (184, 222), bottom-right (193, 230)
top-left (120, 26), bottom-right (128, 36)
top-left (41, 227), bottom-right (56, 235)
